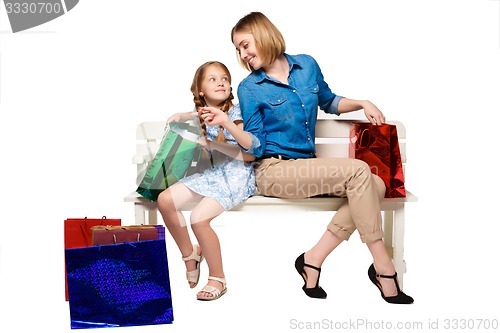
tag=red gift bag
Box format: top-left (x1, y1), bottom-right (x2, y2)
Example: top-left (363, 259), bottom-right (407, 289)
top-left (63, 216), bottom-right (121, 301)
top-left (349, 122), bottom-right (406, 198)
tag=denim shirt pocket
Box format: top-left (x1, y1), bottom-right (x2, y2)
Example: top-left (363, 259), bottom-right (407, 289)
top-left (307, 83), bottom-right (319, 94)
top-left (268, 94), bottom-right (292, 120)
top-left (305, 83), bottom-right (320, 109)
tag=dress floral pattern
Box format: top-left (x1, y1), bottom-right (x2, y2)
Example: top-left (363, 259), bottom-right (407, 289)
top-left (180, 104), bottom-right (256, 210)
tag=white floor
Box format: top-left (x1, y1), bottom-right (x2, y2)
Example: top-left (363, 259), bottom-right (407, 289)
top-left (2, 204), bottom-right (499, 332)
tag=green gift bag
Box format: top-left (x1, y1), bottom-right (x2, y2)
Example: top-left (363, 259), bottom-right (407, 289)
top-left (136, 121), bottom-right (204, 201)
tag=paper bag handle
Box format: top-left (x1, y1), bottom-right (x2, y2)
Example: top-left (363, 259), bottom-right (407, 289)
top-left (350, 126), bottom-right (371, 151)
top-left (79, 216), bottom-right (109, 245)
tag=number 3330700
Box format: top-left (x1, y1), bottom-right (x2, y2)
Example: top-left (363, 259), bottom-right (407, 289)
top-left (5, 2), bottom-right (62, 14)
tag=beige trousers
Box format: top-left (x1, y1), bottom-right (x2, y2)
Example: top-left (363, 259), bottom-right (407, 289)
top-left (254, 157), bottom-right (386, 243)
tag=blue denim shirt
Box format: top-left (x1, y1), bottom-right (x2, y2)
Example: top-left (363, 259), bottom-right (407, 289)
top-left (237, 53), bottom-right (343, 159)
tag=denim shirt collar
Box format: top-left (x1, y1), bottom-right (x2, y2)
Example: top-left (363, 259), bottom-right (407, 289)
top-left (252, 53), bottom-right (302, 84)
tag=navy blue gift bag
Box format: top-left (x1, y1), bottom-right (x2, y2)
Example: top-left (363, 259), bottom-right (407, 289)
top-left (65, 239), bottom-right (173, 329)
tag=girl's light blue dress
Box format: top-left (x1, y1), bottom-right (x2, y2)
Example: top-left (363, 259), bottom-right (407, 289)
top-left (180, 104), bottom-right (256, 210)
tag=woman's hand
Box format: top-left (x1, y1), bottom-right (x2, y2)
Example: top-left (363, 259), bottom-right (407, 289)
top-left (338, 98), bottom-right (386, 125)
top-left (363, 101), bottom-right (386, 125)
top-left (199, 107), bottom-right (230, 127)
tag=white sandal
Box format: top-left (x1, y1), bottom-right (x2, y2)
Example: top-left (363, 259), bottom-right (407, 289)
top-left (196, 276), bottom-right (227, 301)
top-left (182, 244), bottom-right (204, 289)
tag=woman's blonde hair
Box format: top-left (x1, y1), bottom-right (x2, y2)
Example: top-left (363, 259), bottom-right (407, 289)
top-left (191, 61), bottom-right (234, 142)
top-left (231, 12), bottom-right (286, 72)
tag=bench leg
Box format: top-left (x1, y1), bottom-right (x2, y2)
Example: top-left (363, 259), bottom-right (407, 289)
top-left (134, 202), bottom-right (159, 225)
top-left (393, 203), bottom-right (406, 288)
top-left (148, 209), bottom-right (158, 225)
top-left (383, 204), bottom-right (407, 289)
top-left (134, 203), bottom-right (146, 225)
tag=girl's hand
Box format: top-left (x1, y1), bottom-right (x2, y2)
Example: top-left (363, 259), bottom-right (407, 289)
top-left (199, 107), bottom-right (230, 127)
top-left (363, 101), bottom-right (386, 125)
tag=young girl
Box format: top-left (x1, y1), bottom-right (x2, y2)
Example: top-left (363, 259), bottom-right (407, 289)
top-left (157, 61), bottom-right (255, 301)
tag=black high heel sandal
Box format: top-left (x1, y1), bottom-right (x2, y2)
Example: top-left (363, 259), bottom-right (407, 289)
top-left (294, 253), bottom-right (327, 299)
top-left (368, 264), bottom-right (414, 304)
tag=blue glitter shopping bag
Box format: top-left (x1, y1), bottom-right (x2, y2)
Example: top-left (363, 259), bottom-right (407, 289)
top-left (65, 239), bottom-right (173, 329)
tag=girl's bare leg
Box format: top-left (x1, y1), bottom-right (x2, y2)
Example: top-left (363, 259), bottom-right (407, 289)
top-left (157, 183), bottom-right (202, 287)
top-left (190, 197), bottom-right (225, 297)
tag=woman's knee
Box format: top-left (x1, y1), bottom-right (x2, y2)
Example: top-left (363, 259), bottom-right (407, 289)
top-left (351, 158), bottom-right (369, 172)
top-left (350, 160), bottom-right (385, 198)
top-left (372, 174), bottom-right (386, 199)
top-left (350, 159), bottom-right (373, 184)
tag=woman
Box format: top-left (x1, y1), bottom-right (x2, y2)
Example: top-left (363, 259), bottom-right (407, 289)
top-left (227, 11), bottom-right (413, 304)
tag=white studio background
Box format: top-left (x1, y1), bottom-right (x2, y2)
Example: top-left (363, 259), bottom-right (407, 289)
top-left (1, 0), bottom-right (499, 332)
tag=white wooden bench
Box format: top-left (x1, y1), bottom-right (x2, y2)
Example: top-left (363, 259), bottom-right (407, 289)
top-left (124, 118), bottom-right (417, 286)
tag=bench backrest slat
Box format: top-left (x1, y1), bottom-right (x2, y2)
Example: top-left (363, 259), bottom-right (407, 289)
top-left (314, 119), bottom-right (406, 139)
top-left (134, 119), bottom-right (407, 169)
